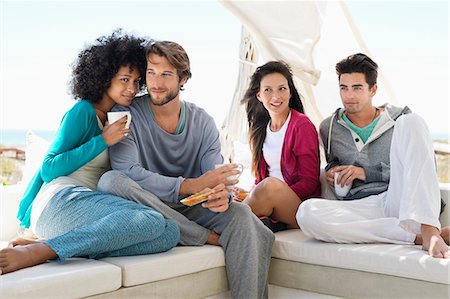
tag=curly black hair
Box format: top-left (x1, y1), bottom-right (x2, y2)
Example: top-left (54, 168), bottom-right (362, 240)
top-left (70, 29), bottom-right (150, 102)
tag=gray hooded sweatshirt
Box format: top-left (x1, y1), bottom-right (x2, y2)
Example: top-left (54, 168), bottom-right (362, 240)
top-left (319, 103), bottom-right (411, 200)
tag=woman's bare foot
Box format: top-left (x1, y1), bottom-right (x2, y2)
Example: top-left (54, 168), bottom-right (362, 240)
top-left (8, 237), bottom-right (42, 248)
top-left (421, 224), bottom-right (449, 258)
top-left (0, 243), bottom-right (57, 275)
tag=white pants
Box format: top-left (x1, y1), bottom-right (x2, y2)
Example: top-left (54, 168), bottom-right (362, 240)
top-left (297, 114), bottom-right (441, 244)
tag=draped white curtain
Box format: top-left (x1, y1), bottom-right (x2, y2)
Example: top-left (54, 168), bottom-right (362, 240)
top-left (219, 0), bottom-right (397, 163)
top-left (219, 27), bottom-right (258, 162)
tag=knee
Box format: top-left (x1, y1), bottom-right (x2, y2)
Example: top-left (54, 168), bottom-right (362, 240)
top-left (260, 177), bottom-right (285, 192)
top-left (228, 202), bottom-right (274, 238)
top-left (396, 113), bottom-right (429, 135)
top-left (164, 220), bottom-right (181, 248)
top-left (398, 113), bottom-right (425, 126)
top-left (253, 177), bottom-right (285, 200)
top-left (296, 199), bottom-right (320, 231)
top-left (133, 208), bottom-right (166, 230)
top-left (229, 201), bottom-right (253, 218)
top-left (98, 170), bottom-right (127, 193)
top-left (226, 202), bottom-right (258, 227)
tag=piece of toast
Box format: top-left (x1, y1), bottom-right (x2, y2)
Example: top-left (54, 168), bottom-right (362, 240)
top-left (180, 191), bottom-right (213, 206)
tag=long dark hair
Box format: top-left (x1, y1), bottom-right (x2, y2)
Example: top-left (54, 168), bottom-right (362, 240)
top-left (241, 61), bottom-right (304, 180)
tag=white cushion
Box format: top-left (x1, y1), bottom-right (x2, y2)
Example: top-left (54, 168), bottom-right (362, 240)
top-left (1, 131), bottom-right (50, 242)
top-left (0, 185), bottom-right (24, 240)
top-left (0, 242), bottom-right (121, 298)
top-left (21, 131), bottom-right (50, 186)
top-left (101, 245), bottom-right (225, 287)
top-left (273, 230), bottom-right (450, 285)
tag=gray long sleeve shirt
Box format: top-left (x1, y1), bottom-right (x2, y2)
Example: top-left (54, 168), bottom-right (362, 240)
top-left (319, 103), bottom-right (411, 199)
top-left (109, 95), bottom-right (223, 203)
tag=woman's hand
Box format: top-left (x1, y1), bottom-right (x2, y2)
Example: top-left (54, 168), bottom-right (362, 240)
top-left (102, 115), bottom-right (131, 146)
top-left (231, 186), bottom-right (249, 202)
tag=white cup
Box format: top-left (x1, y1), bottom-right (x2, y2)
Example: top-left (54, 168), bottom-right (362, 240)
top-left (215, 163), bottom-right (244, 191)
top-left (334, 171), bottom-right (351, 198)
top-left (107, 111), bottom-right (132, 135)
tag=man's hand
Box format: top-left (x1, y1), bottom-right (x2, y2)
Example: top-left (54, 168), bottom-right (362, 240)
top-left (326, 165), bottom-right (366, 188)
top-left (201, 184), bottom-right (229, 213)
top-left (179, 164), bottom-right (241, 195)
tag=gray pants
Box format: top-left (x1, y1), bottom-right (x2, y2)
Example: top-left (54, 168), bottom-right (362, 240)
top-left (98, 170), bottom-right (274, 299)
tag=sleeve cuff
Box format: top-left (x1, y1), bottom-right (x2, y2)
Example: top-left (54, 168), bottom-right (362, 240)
top-left (364, 165), bottom-right (382, 182)
top-left (325, 161), bottom-right (339, 171)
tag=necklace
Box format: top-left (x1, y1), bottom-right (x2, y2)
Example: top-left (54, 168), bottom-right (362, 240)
top-left (344, 107), bottom-right (379, 128)
top-left (372, 107), bottom-right (379, 122)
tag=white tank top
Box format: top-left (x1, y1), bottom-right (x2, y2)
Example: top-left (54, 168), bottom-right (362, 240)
top-left (30, 117), bottom-right (110, 234)
top-left (262, 112), bottom-right (291, 182)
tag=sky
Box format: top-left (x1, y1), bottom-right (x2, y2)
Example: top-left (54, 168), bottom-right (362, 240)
top-left (1, 0), bottom-right (449, 137)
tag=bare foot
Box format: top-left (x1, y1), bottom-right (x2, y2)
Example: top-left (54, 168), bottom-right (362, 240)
top-left (0, 243), bottom-right (57, 275)
top-left (8, 237), bottom-right (42, 248)
top-left (206, 231), bottom-right (220, 246)
top-left (421, 224), bottom-right (449, 259)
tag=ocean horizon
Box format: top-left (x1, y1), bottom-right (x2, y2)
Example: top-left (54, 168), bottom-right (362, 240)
top-left (1, 130), bottom-right (57, 148)
top-left (1, 129), bottom-right (449, 148)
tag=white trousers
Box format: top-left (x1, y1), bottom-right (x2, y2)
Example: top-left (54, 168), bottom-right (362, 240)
top-left (297, 114), bottom-right (441, 244)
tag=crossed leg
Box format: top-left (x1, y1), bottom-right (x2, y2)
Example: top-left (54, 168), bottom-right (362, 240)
top-left (244, 177), bottom-right (301, 228)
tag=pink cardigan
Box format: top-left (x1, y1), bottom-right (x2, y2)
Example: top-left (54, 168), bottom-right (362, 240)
top-left (257, 109), bottom-right (321, 199)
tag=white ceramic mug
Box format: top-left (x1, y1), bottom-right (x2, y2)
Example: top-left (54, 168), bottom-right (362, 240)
top-left (334, 171), bottom-right (351, 198)
top-left (215, 163), bottom-right (244, 190)
top-left (107, 111), bottom-right (132, 135)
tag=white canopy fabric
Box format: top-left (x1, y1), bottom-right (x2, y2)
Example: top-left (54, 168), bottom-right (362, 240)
top-left (219, 0), bottom-right (397, 163)
top-left (219, 27), bottom-right (259, 162)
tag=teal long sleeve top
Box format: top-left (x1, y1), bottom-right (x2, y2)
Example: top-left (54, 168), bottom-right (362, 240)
top-left (17, 100), bottom-right (108, 228)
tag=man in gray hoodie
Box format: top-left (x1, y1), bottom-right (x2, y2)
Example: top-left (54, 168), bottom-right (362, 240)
top-left (297, 53), bottom-right (449, 258)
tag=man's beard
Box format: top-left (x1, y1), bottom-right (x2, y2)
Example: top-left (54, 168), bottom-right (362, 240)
top-left (149, 89), bottom-right (179, 106)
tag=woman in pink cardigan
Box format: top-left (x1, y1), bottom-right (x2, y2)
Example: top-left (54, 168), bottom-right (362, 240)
top-left (238, 61), bottom-right (321, 231)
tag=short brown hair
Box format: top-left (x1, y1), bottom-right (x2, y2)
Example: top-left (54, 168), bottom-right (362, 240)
top-left (145, 41), bottom-right (192, 82)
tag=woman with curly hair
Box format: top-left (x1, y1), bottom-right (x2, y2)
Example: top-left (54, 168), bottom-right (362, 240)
top-left (0, 30), bottom-right (179, 275)
top-left (237, 61), bottom-right (321, 231)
